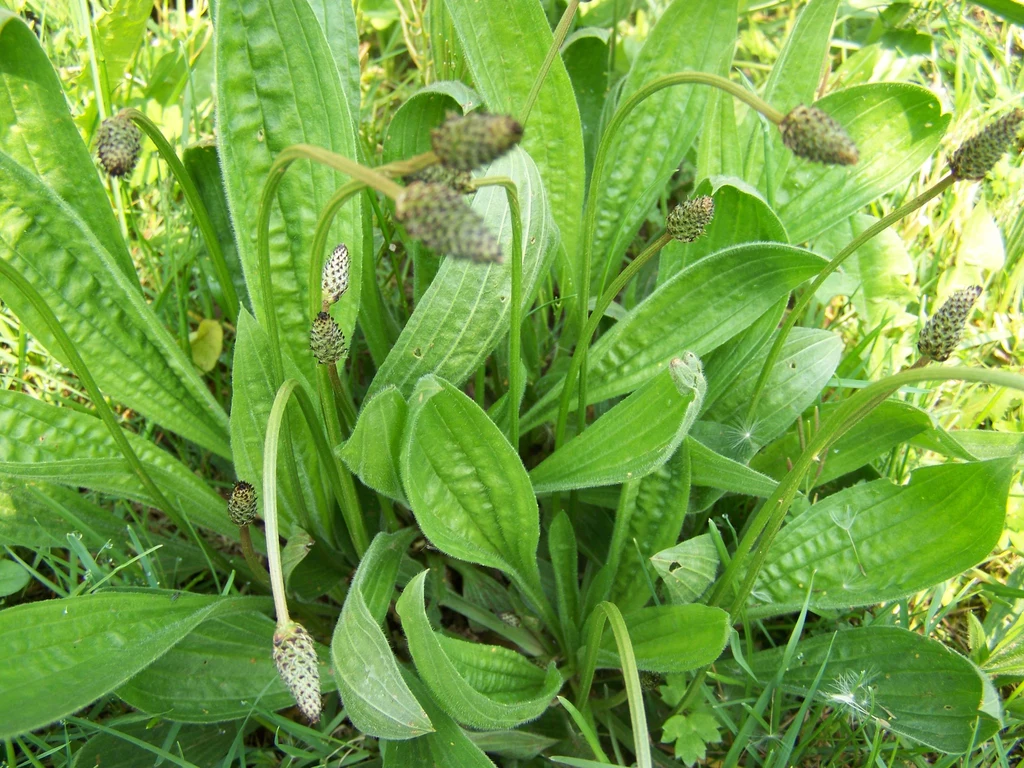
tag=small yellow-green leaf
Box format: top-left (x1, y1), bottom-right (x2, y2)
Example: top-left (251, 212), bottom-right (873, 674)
top-left (189, 319), bottom-right (223, 373)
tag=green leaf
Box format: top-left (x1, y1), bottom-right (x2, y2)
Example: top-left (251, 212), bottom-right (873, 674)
top-left (229, 310), bottom-right (322, 533)
top-left (522, 243), bottom-right (827, 431)
top-left (0, 11), bottom-right (134, 279)
top-left (340, 386), bottom-right (409, 503)
top-left (189, 318), bottom-right (223, 373)
top-left (71, 721), bottom-right (236, 768)
top-left (688, 437), bottom-right (778, 497)
top-left (562, 28), bottom-right (612, 174)
top-left (750, 458), bottom-right (1013, 617)
top-left (397, 571), bottom-right (563, 729)
top-left (331, 529), bottom-right (432, 739)
top-left (651, 534), bottom-right (720, 605)
top-left (216, 0), bottom-right (362, 384)
top-left (383, 82), bottom-right (481, 163)
top-left (443, 0), bottom-right (584, 263)
top-left (595, 604), bottom-right (730, 673)
top-left (305, 0), bottom-right (362, 123)
top-left (530, 355), bottom-right (704, 493)
top-left (369, 148), bottom-right (557, 399)
top-left (381, 669), bottom-right (498, 768)
top-left (0, 153), bottom-right (230, 458)
top-left (466, 730), bottom-right (560, 760)
top-left (0, 390), bottom-right (233, 538)
top-left (182, 143), bottom-right (246, 308)
top-left (661, 703), bottom-right (723, 767)
top-left (401, 375), bottom-right (540, 588)
top-left (777, 83), bottom-right (949, 243)
top-left (658, 182), bottom-right (788, 285)
top-left (0, 559), bottom-right (28, 597)
top-left (118, 611), bottom-right (333, 722)
top-left (0, 592), bottom-right (258, 738)
top-left (741, 0), bottom-right (841, 197)
top-left (695, 89), bottom-right (741, 182)
top-left (703, 328), bottom-right (843, 447)
top-left (736, 626), bottom-right (998, 753)
top-left (590, 0), bottom-right (738, 295)
top-left (750, 400), bottom-right (932, 486)
top-left (912, 428), bottom-right (1024, 463)
top-left (88, 0), bottom-right (156, 101)
top-left (549, 510), bottom-right (581, 648)
top-left (969, 0), bottom-right (1024, 25)
top-left (610, 445), bottom-right (692, 613)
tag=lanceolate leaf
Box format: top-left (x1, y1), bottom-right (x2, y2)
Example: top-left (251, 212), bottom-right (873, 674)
top-left (595, 604), bottom-right (730, 673)
top-left (340, 386), bottom-right (408, 503)
top-left (530, 357), bottom-right (704, 494)
top-left (0, 390), bottom-right (233, 537)
top-left (381, 669), bottom-right (498, 768)
top-left (0, 592), bottom-right (260, 739)
top-left (443, 0), bottom-right (584, 264)
top-left (522, 244), bottom-right (827, 431)
top-left (652, 534), bottom-right (720, 605)
top-left (401, 376), bottom-right (540, 588)
top-left (777, 83), bottom-right (949, 243)
top-left (216, 0), bottom-right (362, 384)
top-left (736, 627), bottom-right (1000, 754)
top-left (590, 0), bottom-right (738, 294)
top-left (397, 571), bottom-right (563, 729)
top-left (0, 153), bottom-right (230, 458)
top-left (0, 12), bottom-right (134, 280)
top-left (305, 0), bottom-right (362, 124)
top-left (750, 458), bottom-right (1013, 617)
top-left (118, 611), bottom-right (332, 723)
top-left (369, 148), bottom-right (557, 398)
top-left (331, 529), bottom-right (432, 740)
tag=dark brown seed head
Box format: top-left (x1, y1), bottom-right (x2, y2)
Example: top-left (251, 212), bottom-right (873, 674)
top-left (779, 105), bottom-right (859, 166)
top-left (431, 111), bottom-right (524, 171)
top-left (96, 112), bottom-right (142, 177)
top-left (639, 670), bottom-right (666, 692)
top-left (395, 181), bottom-right (503, 263)
top-left (321, 244), bottom-right (350, 305)
top-left (273, 621), bottom-right (322, 723)
top-left (949, 109), bottom-right (1024, 181)
top-left (310, 311), bottom-right (347, 365)
top-left (917, 285), bottom-right (982, 362)
top-left (667, 195), bottom-right (715, 243)
top-left (228, 480), bottom-right (257, 526)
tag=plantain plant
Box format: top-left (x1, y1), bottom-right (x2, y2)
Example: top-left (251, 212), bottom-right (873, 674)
top-left (0, 1), bottom-right (1022, 765)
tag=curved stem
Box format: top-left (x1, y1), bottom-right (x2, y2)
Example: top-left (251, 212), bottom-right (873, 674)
top-left (256, 146), bottom-right (404, 379)
top-left (553, 231), bottom-right (673, 447)
top-left (519, 0), bottom-right (580, 126)
top-left (0, 260), bottom-right (225, 580)
top-left (573, 72), bottom-right (782, 444)
top-left (745, 174), bottom-right (956, 421)
top-left (122, 109), bottom-right (240, 324)
top-left (712, 364), bottom-right (1024, 615)
top-left (472, 176), bottom-right (524, 443)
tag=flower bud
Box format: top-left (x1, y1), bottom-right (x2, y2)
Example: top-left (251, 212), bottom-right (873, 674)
top-left (639, 670), bottom-right (666, 692)
top-left (667, 196), bottom-right (714, 242)
top-left (310, 311), bottom-right (347, 365)
top-left (96, 112), bottom-right (142, 178)
top-left (321, 244), bottom-right (350, 306)
top-left (405, 164), bottom-right (474, 194)
top-left (779, 105), bottom-right (859, 166)
top-left (949, 109), bottom-right (1024, 181)
top-left (228, 481), bottom-right (257, 526)
top-left (273, 620), bottom-right (322, 723)
top-left (431, 111), bottom-right (524, 171)
top-left (395, 181), bottom-right (503, 263)
top-left (917, 286), bottom-right (982, 362)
